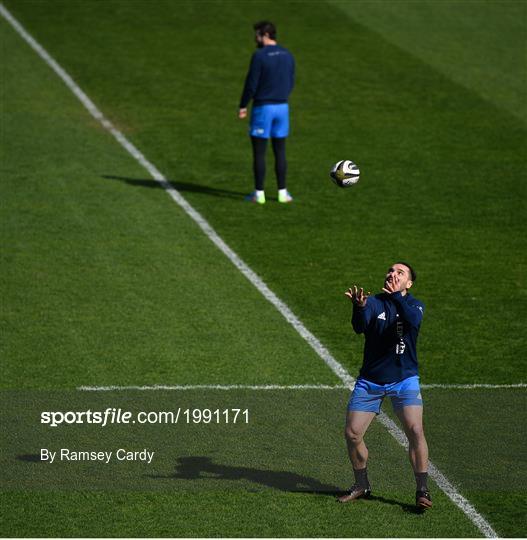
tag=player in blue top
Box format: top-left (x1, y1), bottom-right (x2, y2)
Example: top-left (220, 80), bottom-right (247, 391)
top-left (338, 262), bottom-right (432, 510)
top-left (238, 21), bottom-right (295, 204)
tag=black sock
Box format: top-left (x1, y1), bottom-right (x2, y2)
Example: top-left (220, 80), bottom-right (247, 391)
top-left (353, 467), bottom-right (370, 489)
top-left (271, 137), bottom-right (287, 190)
top-left (415, 472), bottom-right (428, 491)
top-left (251, 136), bottom-right (267, 191)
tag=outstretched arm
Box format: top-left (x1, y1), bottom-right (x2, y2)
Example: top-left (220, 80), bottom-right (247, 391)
top-left (345, 286), bottom-right (374, 333)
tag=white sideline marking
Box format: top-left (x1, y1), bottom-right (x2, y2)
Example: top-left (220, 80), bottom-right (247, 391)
top-left (77, 383), bottom-right (526, 392)
top-left (0, 4), bottom-right (496, 536)
top-left (377, 412), bottom-right (498, 538)
top-left (422, 382), bottom-right (527, 389)
top-left (78, 384), bottom-right (349, 391)
top-left (0, 2), bottom-right (353, 389)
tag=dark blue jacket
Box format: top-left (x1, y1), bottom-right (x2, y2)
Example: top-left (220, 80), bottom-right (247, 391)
top-left (352, 292), bottom-right (424, 384)
top-left (240, 45), bottom-right (295, 108)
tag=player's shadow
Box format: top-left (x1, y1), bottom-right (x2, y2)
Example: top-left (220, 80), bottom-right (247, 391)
top-left (368, 494), bottom-right (423, 514)
top-left (148, 455), bottom-right (340, 494)
top-left (102, 175), bottom-right (253, 200)
top-left (149, 456), bottom-right (422, 512)
top-left (16, 454), bottom-right (42, 462)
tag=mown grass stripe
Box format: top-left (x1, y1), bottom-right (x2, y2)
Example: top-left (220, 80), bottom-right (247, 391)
top-left (0, 4), bottom-right (498, 536)
top-left (0, 1), bottom-right (354, 389)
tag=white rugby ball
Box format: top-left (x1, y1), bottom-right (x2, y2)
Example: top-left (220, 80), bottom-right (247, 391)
top-left (330, 160), bottom-right (360, 188)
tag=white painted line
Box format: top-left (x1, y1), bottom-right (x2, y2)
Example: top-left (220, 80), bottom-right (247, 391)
top-left (77, 384), bottom-right (349, 391)
top-left (377, 412), bottom-right (498, 538)
top-left (0, 4), bottom-right (497, 536)
top-left (422, 383), bottom-right (527, 389)
top-left (0, 2), bottom-right (353, 389)
top-left (77, 382), bottom-right (526, 392)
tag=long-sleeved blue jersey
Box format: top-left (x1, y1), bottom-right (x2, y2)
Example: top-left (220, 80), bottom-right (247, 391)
top-left (239, 45), bottom-right (295, 108)
top-left (352, 292), bottom-right (424, 384)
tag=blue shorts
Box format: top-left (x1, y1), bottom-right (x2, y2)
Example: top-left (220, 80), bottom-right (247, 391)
top-left (250, 103), bottom-right (289, 138)
top-left (347, 376), bottom-right (423, 414)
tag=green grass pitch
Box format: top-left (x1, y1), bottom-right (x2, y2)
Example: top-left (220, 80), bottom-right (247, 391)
top-left (1, 0), bottom-right (526, 537)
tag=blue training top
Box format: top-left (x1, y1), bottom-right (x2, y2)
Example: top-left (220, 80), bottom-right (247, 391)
top-left (352, 292), bottom-right (424, 384)
top-left (240, 44), bottom-right (295, 108)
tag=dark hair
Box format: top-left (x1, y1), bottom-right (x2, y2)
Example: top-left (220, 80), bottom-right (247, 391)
top-left (254, 21), bottom-right (276, 40)
top-left (395, 261), bottom-right (416, 282)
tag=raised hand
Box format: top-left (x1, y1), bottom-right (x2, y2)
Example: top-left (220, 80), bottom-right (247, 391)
top-left (382, 273), bottom-right (402, 294)
top-left (345, 285), bottom-right (369, 307)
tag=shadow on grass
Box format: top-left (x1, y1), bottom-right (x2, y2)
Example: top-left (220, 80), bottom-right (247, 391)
top-left (16, 453), bottom-right (421, 512)
top-left (102, 175), bottom-right (271, 201)
top-left (368, 494), bottom-right (424, 514)
top-left (17, 454), bottom-right (42, 462)
top-left (148, 456), bottom-right (421, 513)
top-left (149, 455), bottom-right (339, 494)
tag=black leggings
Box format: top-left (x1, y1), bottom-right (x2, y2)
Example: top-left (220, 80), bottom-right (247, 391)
top-left (251, 136), bottom-right (287, 191)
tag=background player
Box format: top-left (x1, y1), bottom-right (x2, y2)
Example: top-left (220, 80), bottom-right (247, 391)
top-left (238, 21), bottom-right (295, 204)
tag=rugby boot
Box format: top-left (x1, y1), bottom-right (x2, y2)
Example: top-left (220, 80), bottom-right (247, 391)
top-left (337, 483), bottom-right (371, 503)
top-left (416, 490), bottom-right (433, 509)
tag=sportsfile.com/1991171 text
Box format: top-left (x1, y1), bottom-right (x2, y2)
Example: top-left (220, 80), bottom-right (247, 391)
top-left (40, 408), bottom-right (250, 427)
